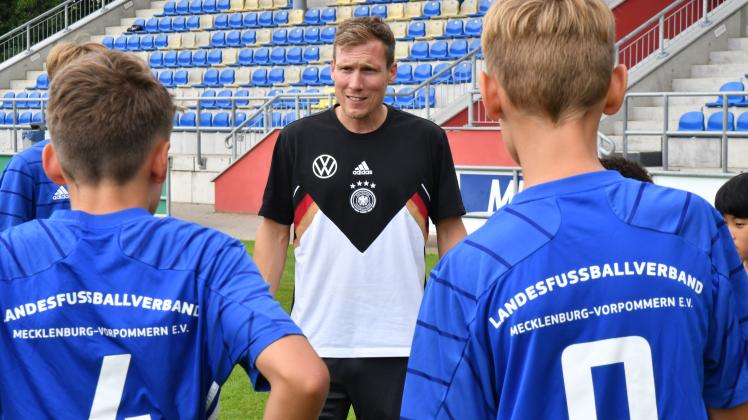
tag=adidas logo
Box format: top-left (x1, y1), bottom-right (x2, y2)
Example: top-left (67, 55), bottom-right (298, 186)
top-left (352, 161), bottom-right (373, 175)
top-left (52, 186), bottom-right (69, 201)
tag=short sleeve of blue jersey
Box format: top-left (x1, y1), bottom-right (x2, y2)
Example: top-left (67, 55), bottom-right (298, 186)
top-left (0, 155), bottom-right (33, 231)
top-left (202, 242), bottom-right (303, 391)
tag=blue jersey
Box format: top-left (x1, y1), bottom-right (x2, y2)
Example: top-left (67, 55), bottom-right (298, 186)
top-left (0, 140), bottom-right (70, 231)
top-left (402, 171), bottom-right (748, 419)
top-left (0, 208), bottom-right (302, 419)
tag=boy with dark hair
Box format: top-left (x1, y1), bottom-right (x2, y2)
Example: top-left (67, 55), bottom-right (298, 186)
top-left (716, 173), bottom-right (748, 273)
top-left (0, 50), bottom-right (328, 418)
top-left (401, 0), bottom-right (748, 418)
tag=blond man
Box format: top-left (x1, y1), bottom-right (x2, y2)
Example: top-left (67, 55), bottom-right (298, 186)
top-left (402, 0), bottom-right (748, 418)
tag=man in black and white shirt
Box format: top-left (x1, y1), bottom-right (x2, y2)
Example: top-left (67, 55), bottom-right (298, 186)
top-left (254, 17), bottom-right (466, 420)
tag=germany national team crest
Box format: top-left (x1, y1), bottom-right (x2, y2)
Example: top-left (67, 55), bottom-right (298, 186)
top-left (349, 180), bottom-right (376, 213)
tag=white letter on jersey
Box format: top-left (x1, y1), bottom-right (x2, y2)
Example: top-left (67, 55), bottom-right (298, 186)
top-left (89, 354), bottom-right (151, 420)
top-left (561, 336), bottom-right (657, 420)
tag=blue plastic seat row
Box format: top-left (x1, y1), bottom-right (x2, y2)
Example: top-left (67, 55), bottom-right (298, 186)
top-left (705, 81), bottom-right (748, 107)
top-left (211, 10), bottom-right (291, 30)
top-left (160, 0), bottom-right (231, 16)
top-left (266, 87), bottom-right (322, 109)
top-left (131, 16), bottom-right (200, 33)
top-left (678, 111), bottom-right (748, 131)
top-left (296, 66), bottom-right (333, 86)
top-left (383, 87), bottom-right (436, 109)
top-left (257, 26), bottom-right (336, 46)
top-left (104, 34), bottom-right (169, 51)
top-left (351, 4), bottom-right (389, 19)
top-left (175, 110), bottom-right (296, 128)
top-left (0, 111), bottom-right (45, 125)
top-left (395, 62), bottom-right (472, 85)
top-left (234, 45), bottom-right (323, 66)
top-left (1, 91), bottom-right (46, 109)
top-left (27, 73), bottom-right (49, 90)
top-left (402, 18), bottom-right (482, 40)
top-left (197, 88), bottom-right (251, 108)
top-left (405, 39), bottom-right (481, 61)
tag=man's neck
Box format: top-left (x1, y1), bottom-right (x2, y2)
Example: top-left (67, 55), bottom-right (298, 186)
top-left (335, 104), bottom-right (388, 134)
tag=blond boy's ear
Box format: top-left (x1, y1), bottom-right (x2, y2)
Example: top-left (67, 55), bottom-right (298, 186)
top-left (150, 139), bottom-right (170, 184)
top-left (602, 65), bottom-right (628, 116)
top-left (479, 71), bottom-right (503, 121)
top-left (42, 143), bottom-right (66, 186)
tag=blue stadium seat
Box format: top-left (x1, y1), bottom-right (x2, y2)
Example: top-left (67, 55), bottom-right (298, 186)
top-left (235, 89), bottom-right (250, 107)
top-left (220, 68), bottom-right (235, 86)
top-left (288, 28), bottom-right (304, 44)
top-left (405, 21), bottom-right (426, 39)
top-left (301, 66), bottom-right (319, 85)
top-left (705, 81), bottom-right (745, 107)
top-left (103, 36), bottom-right (114, 49)
top-left (707, 111), bottom-right (735, 131)
top-left (131, 18), bottom-right (146, 30)
top-left (173, 70), bottom-right (189, 86)
top-left (272, 28), bottom-right (288, 45)
top-left (200, 90), bottom-right (217, 109)
top-left (114, 35), bottom-right (127, 50)
top-left (304, 9), bottom-right (320, 25)
top-left (163, 1), bottom-right (177, 15)
top-left (259, 11), bottom-right (274, 27)
top-left (274, 10), bottom-right (289, 26)
top-left (216, 90), bottom-right (232, 108)
top-left (150, 51), bottom-right (164, 68)
top-left (395, 63), bottom-right (413, 84)
top-left (173, 16), bottom-right (186, 31)
top-left (268, 88), bottom-right (284, 108)
top-left (204, 0), bottom-right (218, 13)
top-left (243, 12), bottom-right (258, 28)
top-left (254, 47), bottom-right (270, 65)
top-left (383, 86), bottom-right (396, 107)
top-left (677, 111), bottom-right (705, 131)
top-left (155, 34), bottom-right (169, 48)
top-left (186, 15), bottom-right (200, 30)
top-left (413, 63), bottom-right (432, 83)
top-left (0, 111), bottom-right (5, 124)
top-left (305, 27), bottom-right (321, 44)
top-left (433, 62), bottom-right (452, 83)
top-left (465, 18), bottom-right (482, 37)
top-left (321, 26), bottom-right (336, 44)
top-left (422, 1), bottom-right (440, 18)
top-left (158, 70), bottom-right (174, 87)
top-left (285, 46), bottom-right (302, 64)
top-left (126, 36), bottom-right (140, 51)
top-left (302, 88), bottom-right (320, 107)
top-left (241, 30), bottom-right (256, 45)
top-left (213, 111), bottom-right (230, 127)
top-left (319, 67), bottom-right (332, 86)
top-left (177, 50), bottom-right (192, 67)
top-left (453, 61), bottom-right (472, 83)
top-left (180, 111), bottom-right (197, 126)
top-left (283, 88), bottom-right (301, 108)
top-left (269, 68), bottom-right (285, 85)
top-left (469, 39), bottom-right (482, 58)
top-left (32, 111), bottom-right (43, 124)
top-left (271, 47), bottom-right (286, 64)
top-left (33, 73), bottom-right (49, 90)
top-left (146, 17), bottom-right (159, 32)
top-left (140, 34), bottom-right (155, 50)
top-left (283, 111), bottom-right (297, 126)
top-left (164, 50), bottom-right (178, 67)
top-left (414, 87), bottom-right (436, 108)
top-left (217, 0), bottom-right (230, 12)
top-left (234, 111), bottom-right (247, 127)
top-left (229, 13), bottom-right (244, 29)
top-left (226, 30), bottom-right (242, 47)
top-left (198, 69), bottom-right (221, 87)
top-left (247, 113), bottom-right (264, 128)
top-left (176, 0), bottom-right (189, 14)
top-left (4, 111), bottom-right (14, 124)
top-left (430, 40), bottom-right (448, 60)
top-left (193, 49), bottom-right (208, 66)
top-left (252, 68), bottom-right (270, 86)
top-left (27, 92), bottom-right (41, 109)
top-left (442, 19), bottom-right (464, 38)
top-left (189, 0), bottom-right (203, 14)
top-left (213, 14), bottom-right (229, 30)
top-left (408, 41), bottom-right (429, 61)
top-left (302, 45), bottom-right (319, 63)
top-left (211, 31), bottom-right (226, 47)
top-left (320, 8), bottom-right (336, 24)
top-left (158, 17), bottom-right (173, 32)
top-left (207, 49), bottom-right (223, 65)
top-left (236, 48), bottom-right (253, 65)
top-left (737, 112), bottom-right (748, 131)
top-left (396, 87), bottom-right (415, 108)
top-left (272, 111), bottom-right (283, 127)
top-left (199, 111), bottom-right (213, 127)
top-left (18, 111), bottom-right (32, 125)
top-left (372, 4), bottom-right (387, 19)
top-left (354, 5), bottom-right (370, 17)
top-left (478, 0), bottom-right (492, 15)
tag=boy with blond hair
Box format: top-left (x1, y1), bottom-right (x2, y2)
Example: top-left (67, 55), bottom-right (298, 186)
top-left (401, 0), bottom-right (748, 418)
top-left (0, 50), bottom-right (328, 419)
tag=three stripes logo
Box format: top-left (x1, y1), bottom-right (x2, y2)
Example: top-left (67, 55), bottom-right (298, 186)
top-left (352, 161), bottom-right (373, 175)
top-left (52, 186), bottom-right (69, 201)
top-left (312, 154), bottom-right (338, 179)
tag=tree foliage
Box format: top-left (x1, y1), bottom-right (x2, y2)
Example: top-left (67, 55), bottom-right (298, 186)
top-left (0, 0), bottom-right (65, 36)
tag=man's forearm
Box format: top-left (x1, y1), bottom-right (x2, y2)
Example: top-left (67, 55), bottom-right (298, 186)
top-left (254, 220), bottom-right (291, 295)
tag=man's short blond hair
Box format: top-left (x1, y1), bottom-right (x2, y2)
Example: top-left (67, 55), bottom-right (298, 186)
top-left (334, 17), bottom-right (396, 67)
top-left (48, 50), bottom-right (175, 185)
top-left (46, 41), bottom-right (108, 80)
top-left (482, 0), bottom-right (616, 123)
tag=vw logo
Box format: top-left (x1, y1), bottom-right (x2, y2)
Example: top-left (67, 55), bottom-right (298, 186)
top-left (312, 154), bottom-right (337, 179)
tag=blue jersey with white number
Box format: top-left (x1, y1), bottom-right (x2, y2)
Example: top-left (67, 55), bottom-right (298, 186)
top-left (402, 171), bottom-right (748, 419)
top-left (0, 140), bottom-right (70, 231)
top-left (0, 208), bottom-right (302, 419)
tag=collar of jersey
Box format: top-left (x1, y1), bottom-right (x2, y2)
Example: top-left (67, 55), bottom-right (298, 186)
top-left (50, 208), bottom-right (152, 228)
top-left (511, 170), bottom-right (624, 205)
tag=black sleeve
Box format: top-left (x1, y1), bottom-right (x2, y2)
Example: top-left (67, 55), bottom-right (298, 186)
top-left (430, 129), bottom-right (465, 223)
top-left (259, 131), bottom-right (294, 225)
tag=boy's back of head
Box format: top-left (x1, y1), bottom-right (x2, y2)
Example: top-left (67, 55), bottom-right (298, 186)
top-left (46, 41), bottom-right (108, 80)
top-left (481, 0), bottom-right (616, 123)
top-left (47, 50), bottom-right (175, 185)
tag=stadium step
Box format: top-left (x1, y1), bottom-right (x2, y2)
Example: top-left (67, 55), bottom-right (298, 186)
top-left (690, 63), bottom-right (748, 78)
top-left (671, 77), bottom-right (737, 92)
top-left (727, 37), bottom-right (748, 50)
top-left (136, 8), bottom-right (163, 18)
top-left (708, 50), bottom-right (748, 63)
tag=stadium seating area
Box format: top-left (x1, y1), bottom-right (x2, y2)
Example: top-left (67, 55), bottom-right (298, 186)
top-left (0, 0), bottom-right (488, 129)
top-left (676, 78), bottom-right (748, 132)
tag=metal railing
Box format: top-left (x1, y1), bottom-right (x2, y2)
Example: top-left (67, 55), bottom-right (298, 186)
top-left (615, 0), bottom-right (727, 71)
top-left (622, 91), bottom-right (748, 172)
top-left (0, 0), bottom-right (119, 62)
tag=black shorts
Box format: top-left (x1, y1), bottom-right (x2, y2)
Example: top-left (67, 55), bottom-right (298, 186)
top-left (319, 357), bottom-right (408, 420)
